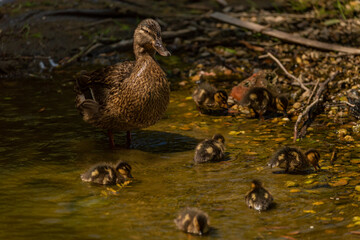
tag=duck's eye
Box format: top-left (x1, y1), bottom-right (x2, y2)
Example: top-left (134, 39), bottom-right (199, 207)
top-left (142, 28), bottom-right (150, 34)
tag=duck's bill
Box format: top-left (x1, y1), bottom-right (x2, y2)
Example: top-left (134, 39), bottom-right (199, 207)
top-left (154, 39), bottom-right (171, 56)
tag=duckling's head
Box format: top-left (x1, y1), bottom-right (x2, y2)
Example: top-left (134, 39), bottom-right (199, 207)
top-left (189, 213), bottom-right (209, 235)
top-left (214, 90), bottom-right (228, 109)
top-left (250, 179), bottom-right (263, 189)
top-left (305, 149), bottom-right (321, 171)
top-left (133, 19), bottom-right (170, 58)
top-left (115, 161), bottom-right (133, 180)
top-left (212, 134), bottom-right (225, 144)
top-left (275, 96), bottom-right (288, 113)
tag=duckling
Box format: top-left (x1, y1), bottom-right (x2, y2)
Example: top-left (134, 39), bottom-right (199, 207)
top-left (304, 149), bottom-right (321, 171)
top-left (75, 19), bottom-right (171, 148)
top-left (81, 160), bottom-right (133, 185)
top-left (192, 82), bottom-right (228, 115)
top-left (245, 180), bottom-right (274, 211)
top-left (242, 87), bottom-right (288, 120)
top-left (194, 134), bottom-right (225, 163)
top-left (268, 146), bottom-right (320, 173)
top-left (174, 207), bottom-right (210, 235)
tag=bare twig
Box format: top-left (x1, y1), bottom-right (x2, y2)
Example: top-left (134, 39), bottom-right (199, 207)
top-left (340, 101), bottom-right (355, 107)
top-left (60, 39), bottom-right (99, 66)
top-left (307, 79), bottom-right (320, 104)
top-left (210, 12), bottom-right (360, 54)
top-left (293, 71), bottom-right (338, 142)
top-left (293, 99), bottom-right (319, 141)
top-left (88, 27), bottom-right (197, 55)
top-left (259, 52), bottom-right (310, 92)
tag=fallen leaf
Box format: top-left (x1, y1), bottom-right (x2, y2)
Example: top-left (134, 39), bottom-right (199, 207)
top-left (285, 181), bottom-right (298, 187)
top-left (303, 209), bottom-right (316, 214)
top-left (329, 179), bottom-right (349, 187)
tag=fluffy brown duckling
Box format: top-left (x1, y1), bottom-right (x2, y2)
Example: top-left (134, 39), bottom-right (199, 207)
top-left (192, 82), bottom-right (228, 115)
top-left (174, 207), bottom-right (210, 235)
top-left (194, 134), bottom-right (225, 163)
top-left (81, 161), bottom-right (133, 185)
top-left (245, 180), bottom-right (274, 211)
top-left (242, 87), bottom-right (288, 120)
top-left (268, 146), bottom-right (321, 173)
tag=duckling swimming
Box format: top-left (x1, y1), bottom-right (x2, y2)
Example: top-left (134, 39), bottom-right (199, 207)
top-left (174, 207), bottom-right (210, 235)
top-left (192, 82), bottom-right (228, 115)
top-left (245, 180), bottom-right (274, 211)
top-left (81, 160), bottom-right (133, 185)
top-left (194, 134), bottom-right (225, 163)
top-left (268, 146), bottom-right (321, 173)
top-left (242, 87), bottom-right (288, 120)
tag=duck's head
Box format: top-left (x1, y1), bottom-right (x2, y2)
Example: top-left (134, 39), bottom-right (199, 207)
top-left (305, 149), bottom-right (321, 171)
top-left (275, 96), bottom-right (288, 113)
top-left (250, 179), bottom-right (263, 189)
top-left (193, 214), bottom-right (209, 235)
top-left (212, 133), bottom-right (225, 144)
top-left (214, 90), bottom-right (228, 109)
top-left (133, 19), bottom-right (170, 58)
top-left (115, 161), bottom-right (133, 180)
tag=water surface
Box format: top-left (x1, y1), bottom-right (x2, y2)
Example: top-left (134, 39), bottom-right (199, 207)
top-left (0, 77), bottom-right (359, 239)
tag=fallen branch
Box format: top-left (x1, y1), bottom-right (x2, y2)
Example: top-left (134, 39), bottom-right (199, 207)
top-left (59, 39), bottom-right (99, 66)
top-left (293, 71), bottom-right (338, 142)
top-left (259, 52), bottom-right (310, 92)
top-left (89, 26), bottom-right (197, 55)
top-left (210, 12), bottom-right (360, 54)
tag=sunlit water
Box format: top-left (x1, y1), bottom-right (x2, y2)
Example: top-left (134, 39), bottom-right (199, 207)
top-left (0, 77), bottom-right (359, 239)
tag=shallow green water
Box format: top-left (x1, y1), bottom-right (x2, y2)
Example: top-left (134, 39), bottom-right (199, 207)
top-left (0, 77), bottom-right (359, 240)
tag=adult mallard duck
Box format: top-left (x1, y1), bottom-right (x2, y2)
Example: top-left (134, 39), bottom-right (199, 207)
top-left (268, 146), bottom-right (321, 173)
top-left (193, 134), bottom-right (225, 163)
top-left (75, 19), bottom-right (171, 148)
top-left (81, 160), bottom-right (133, 185)
top-left (192, 82), bottom-right (228, 115)
top-left (242, 87), bottom-right (288, 120)
top-left (174, 207), bottom-right (210, 235)
top-left (245, 180), bottom-right (274, 211)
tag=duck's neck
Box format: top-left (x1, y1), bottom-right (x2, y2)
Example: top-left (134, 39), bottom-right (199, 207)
top-left (134, 44), bottom-right (156, 60)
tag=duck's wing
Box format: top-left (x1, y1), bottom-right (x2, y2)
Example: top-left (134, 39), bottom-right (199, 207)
top-left (75, 61), bottom-right (136, 105)
top-left (81, 164), bottom-right (117, 185)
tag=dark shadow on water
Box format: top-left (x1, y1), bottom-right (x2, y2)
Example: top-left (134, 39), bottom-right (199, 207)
top-left (129, 130), bottom-right (198, 153)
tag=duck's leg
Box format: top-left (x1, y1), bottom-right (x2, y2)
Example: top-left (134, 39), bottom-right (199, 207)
top-left (126, 131), bottom-right (131, 148)
top-left (108, 130), bottom-right (115, 149)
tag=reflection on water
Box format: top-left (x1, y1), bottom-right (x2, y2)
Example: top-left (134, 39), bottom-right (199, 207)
top-left (0, 78), bottom-right (359, 239)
